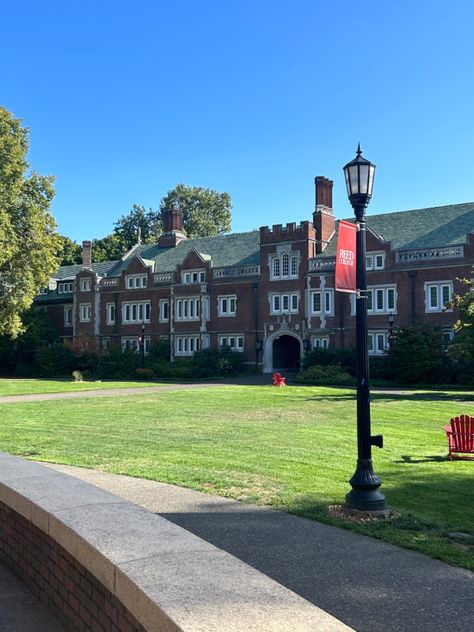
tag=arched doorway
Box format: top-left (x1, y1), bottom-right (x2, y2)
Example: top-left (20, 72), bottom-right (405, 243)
top-left (272, 334), bottom-right (301, 371)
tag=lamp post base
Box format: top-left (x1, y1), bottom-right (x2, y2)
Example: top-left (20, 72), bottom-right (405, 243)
top-left (345, 458), bottom-right (387, 512)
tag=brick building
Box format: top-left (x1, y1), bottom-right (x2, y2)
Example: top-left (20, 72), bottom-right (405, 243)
top-left (35, 177), bottom-right (474, 372)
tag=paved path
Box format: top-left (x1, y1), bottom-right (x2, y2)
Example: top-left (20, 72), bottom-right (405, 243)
top-left (42, 463), bottom-right (473, 632)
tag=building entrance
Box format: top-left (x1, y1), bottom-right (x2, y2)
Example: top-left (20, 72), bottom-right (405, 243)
top-left (272, 335), bottom-right (300, 371)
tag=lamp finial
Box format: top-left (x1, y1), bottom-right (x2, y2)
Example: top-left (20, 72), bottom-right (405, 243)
top-left (357, 143), bottom-right (362, 156)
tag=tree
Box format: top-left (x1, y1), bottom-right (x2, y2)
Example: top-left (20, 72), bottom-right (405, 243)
top-left (0, 107), bottom-right (60, 336)
top-left (160, 184), bottom-right (231, 238)
top-left (56, 235), bottom-right (82, 266)
top-left (448, 272), bottom-right (474, 361)
top-left (92, 233), bottom-right (124, 262)
top-left (113, 204), bottom-right (162, 251)
top-left (387, 323), bottom-right (447, 384)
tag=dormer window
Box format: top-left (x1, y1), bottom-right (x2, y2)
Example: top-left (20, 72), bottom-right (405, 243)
top-left (126, 274), bottom-right (147, 289)
top-left (366, 252), bottom-right (385, 271)
top-left (270, 252), bottom-right (299, 280)
top-left (80, 278), bottom-right (91, 292)
top-left (58, 281), bottom-right (74, 293)
top-left (182, 270), bottom-right (206, 284)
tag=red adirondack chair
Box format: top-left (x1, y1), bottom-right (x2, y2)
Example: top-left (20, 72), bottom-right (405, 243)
top-left (272, 372), bottom-right (286, 387)
top-left (444, 414), bottom-right (474, 460)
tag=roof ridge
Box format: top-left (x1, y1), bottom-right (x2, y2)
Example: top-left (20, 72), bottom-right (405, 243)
top-left (367, 201), bottom-right (474, 221)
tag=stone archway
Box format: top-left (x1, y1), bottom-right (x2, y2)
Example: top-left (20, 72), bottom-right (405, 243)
top-left (263, 332), bottom-right (302, 372)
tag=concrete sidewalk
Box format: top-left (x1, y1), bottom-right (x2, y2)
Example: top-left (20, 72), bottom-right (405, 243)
top-left (43, 464), bottom-right (474, 632)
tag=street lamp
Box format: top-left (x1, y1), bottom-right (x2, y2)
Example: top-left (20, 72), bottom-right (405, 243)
top-left (343, 145), bottom-right (386, 512)
top-left (388, 312), bottom-right (395, 346)
top-left (140, 322), bottom-right (146, 368)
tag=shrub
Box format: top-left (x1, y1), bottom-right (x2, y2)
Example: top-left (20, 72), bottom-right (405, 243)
top-left (33, 344), bottom-right (76, 377)
top-left (303, 348), bottom-right (357, 375)
top-left (387, 324), bottom-right (447, 385)
top-left (135, 367), bottom-right (154, 379)
top-left (295, 364), bottom-right (355, 385)
top-left (97, 348), bottom-right (140, 379)
top-left (192, 348), bottom-right (243, 377)
top-left (72, 370), bottom-right (84, 382)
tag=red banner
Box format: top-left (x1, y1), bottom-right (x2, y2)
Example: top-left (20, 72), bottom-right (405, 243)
top-left (335, 220), bottom-right (357, 293)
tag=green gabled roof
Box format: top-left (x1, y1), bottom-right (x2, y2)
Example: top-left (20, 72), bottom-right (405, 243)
top-left (53, 261), bottom-right (117, 280)
top-left (321, 202), bottom-right (474, 257)
top-left (107, 231), bottom-right (261, 276)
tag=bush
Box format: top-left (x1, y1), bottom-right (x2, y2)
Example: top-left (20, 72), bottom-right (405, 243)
top-left (72, 370), bottom-right (83, 382)
top-left (303, 348), bottom-right (357, 375)
top-left (135, 367), bottom-right (154, 379)
top-left (34, 344), bottom-right (76, 377)
top-left (97, 348), bottom-right (140, 379)
top-left (192, 348), bottom-right (243, 378)
top-left (387, 324), bottom-right (447, 385)
top-left (295, 364), bottom-right (355, 385)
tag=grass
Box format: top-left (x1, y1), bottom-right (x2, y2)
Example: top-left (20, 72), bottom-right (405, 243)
top-left (0, 384), bottom-right (473, 570)
top-left (0, 378), bottom-right (167, 396)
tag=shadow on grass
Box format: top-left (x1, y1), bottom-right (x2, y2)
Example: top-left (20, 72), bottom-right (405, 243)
top-left (302, 390), bottom-right (474, 403)
top-left (395, 454), bottom-right (449, 463)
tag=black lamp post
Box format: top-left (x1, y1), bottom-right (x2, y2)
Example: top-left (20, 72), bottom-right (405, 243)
top-left (388, 312), bottom-right (395, 345)
top-left (343, 145), bottom-right (386, 512)
top-left (140, 322), bottom-right (146, 368)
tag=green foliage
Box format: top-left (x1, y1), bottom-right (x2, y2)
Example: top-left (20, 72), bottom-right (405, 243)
top-left (448, 272), bottom-right (474, 362)
top-left (72, 370), bottom-right (84, 382)
top-left (146, 340), bottom-right (171, 363)
top-left (56, 235), bottom-right (82, 266)
top-left (160, 183), bottom-right (232, 238)
top-left (0, 107), bottom-right (61, 336)
top-left (135, 367), bottom-right (155, 379)
top-left (97, 347), bottom-right (141, 379)
top-left (295, 364), bottom-right (355, 385)
top-left (303, 348), bottom-right (357, 375)
top-left (387, 324), bottom-right (447, 385)
top-left (113, 204), bottom-right (162, 251)
top-left (91, 233), bottom-right (125, 262)
top-left (191, 348), bottom-right (243, 378)
top-left (33, 344), bottom-right (76, 377)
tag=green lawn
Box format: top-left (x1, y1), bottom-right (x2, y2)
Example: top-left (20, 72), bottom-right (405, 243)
top-left (0, 378), bottom-right (167, 396)
top-left (1, 384), bottom-right (473, 570)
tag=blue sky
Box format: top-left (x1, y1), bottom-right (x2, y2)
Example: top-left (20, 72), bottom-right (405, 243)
top-left (2, 1), bottom-right (474, 242)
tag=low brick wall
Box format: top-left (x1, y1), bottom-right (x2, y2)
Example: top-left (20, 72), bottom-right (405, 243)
top-left (0, 453), bottom-right (352, 632)
top-left (0, 501), bottom-right (145, 632)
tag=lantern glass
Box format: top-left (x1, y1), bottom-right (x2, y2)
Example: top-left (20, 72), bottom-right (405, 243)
top-left (343, 146), bottom-right (376, 200)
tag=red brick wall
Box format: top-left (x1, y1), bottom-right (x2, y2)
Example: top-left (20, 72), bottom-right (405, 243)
top-left (0, 501), bottom-right (146, 632)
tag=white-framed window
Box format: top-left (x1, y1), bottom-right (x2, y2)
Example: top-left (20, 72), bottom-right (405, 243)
top-left (270, 252), bottom-right (299, 280)
top-left (79, 303), bottom-right (91, 322)
top-left (368, 331), bottom-right (389, 356)
top-left (122, 302), bottom-right (151, 324)
top-left (38, 287), bottom-right (49, 295)
top-left (310, 290), bottom-right (334, 315)
top-left (182, 270), bottom-right (206, 284)
top-left (106, 303), bottom-right (116, 325)
top-left (126, 274), bottom-right (147, 289)
top-left (312, 336), bottom-right (329, 350)
top-left (218, 295), bottom-right (237, 317)
top-left (175, 298), bottom-right (200, 321)
top-left (270, 292), bottom-right (299, 314)
top-left (64, 306), bottom-right (73, 327)
top-left (58, 282), bottom-right (74, 294)
top-left (350, 285), bottom-right (397, 315)
top-left (366, 252), bottom-right (386, 271)
top-left (175, 335), bottom-right (201, 356)
top-left (219, 335), bottom-right (244, 351)
top-left (121, 336), bottom-right (151, 353)
top-left (159, 299), bottom-right (169, 322)
top-left (80, 278), bottom-right (91, 292)
top-left (425, 281), bottom-right (453, 312)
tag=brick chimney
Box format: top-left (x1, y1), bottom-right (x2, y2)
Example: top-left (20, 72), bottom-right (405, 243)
top-left (82, 240), bottom-right (92, 268)
top-left (313, 177), bottom-right (335, 253)
top-left (159, 205), bottom-right (187, 248)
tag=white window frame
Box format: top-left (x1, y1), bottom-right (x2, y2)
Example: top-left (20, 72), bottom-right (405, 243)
top-left (175, 335), bottom-right (201, 356)
top-left (126, 274), bottom-right (147, 290)
top-left (79, 303), bottom-right (91, 322)
top-left (106, 303), bottom-right (116, 325)
top-left (312, 336), bottom-right (329, 350)
top-left (64, 306), bottom-right (73, 327)
top-left (80, 278), bottom-right (91, 292)
top-left (368, 330), bottom-right (389, 356)
top-left (122, 301), bottom-right (151, 324)
top-left (159, 299), bottom-right (169, 322)
top-left (424, 281), bottom-right (453, 313)
top-left (58, 281), bottom-right (74, 294)
top-left (219, 335), bottom-right (244, 352)
top-left (175, 298), bottom-right (200, 322)
top-left (366, 252), bottom-right (385, 271)
top-left (218, 295), bottom-right (237, 317)
top-left (181, 269), bottom-right (206, 284)
top-left (270, 253), bottom-right (299, 280)
top-left (270, 292), bottom-right (299, 315)
top-left (350, 285), bottom-right (397, 316)
top-left (310, 290), bottom-right (334, 316)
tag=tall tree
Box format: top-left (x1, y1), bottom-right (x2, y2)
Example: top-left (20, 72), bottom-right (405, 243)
top-left (160, 184), bottom-right (231, 238)
top-left (113, 204), bottom-right (162, 250)
top-left (92, 233), bottom-right (125, 262)
top-left (448, 272), bottom-right (474, 361)
top-left (56, 235), bottom-right (82, 266)
top-left (0, 107), bottom-right (60, 336)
